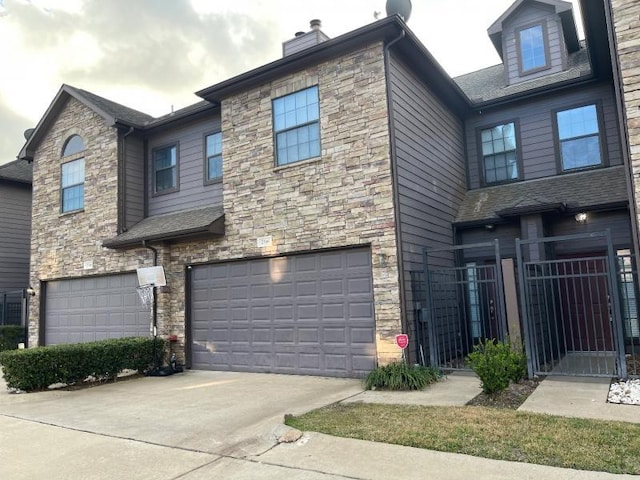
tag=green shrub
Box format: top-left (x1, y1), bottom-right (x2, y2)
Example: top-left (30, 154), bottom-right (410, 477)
top-left (365, 362), bottom-right (442, 391)
top-left (0, 325), bottom-right (26, 352)
top-left (0, 337), bottom-right (164, 391)
top-left (466, 339), bottom-right (527, 394)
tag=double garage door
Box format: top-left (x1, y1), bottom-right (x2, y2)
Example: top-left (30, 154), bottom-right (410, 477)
top-left (44, 273), bottom-right (149, 345)
top-left (190, 248), bottom-right (376, 377)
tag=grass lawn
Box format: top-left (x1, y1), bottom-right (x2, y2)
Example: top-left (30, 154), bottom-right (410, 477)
top-left (286, 403), bottom-right (640, 475)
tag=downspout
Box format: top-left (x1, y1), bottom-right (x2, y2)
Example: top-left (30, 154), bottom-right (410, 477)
top-left (383, 28), bottom-right (409, 351)
top-left (604, 0), bottom-right (640, 260)
top-left (117, 126), bottom-right (135, 234)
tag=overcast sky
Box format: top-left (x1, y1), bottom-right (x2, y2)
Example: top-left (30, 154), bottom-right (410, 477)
top-left (0, 0), bottom-right (584, 164)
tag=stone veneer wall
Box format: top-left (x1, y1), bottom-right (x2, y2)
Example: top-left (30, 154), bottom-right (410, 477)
top-left (29, 44), bottom-right (404, 365)
top-left (168, 43), bottom-right (403, 365)
top-left (612, 0), bottom-right (640, 239)
top-left (28, 97), bottom-right (154, 346)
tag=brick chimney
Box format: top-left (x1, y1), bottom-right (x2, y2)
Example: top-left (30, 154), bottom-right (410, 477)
top-left (282, 19), bottom-right (330, 57)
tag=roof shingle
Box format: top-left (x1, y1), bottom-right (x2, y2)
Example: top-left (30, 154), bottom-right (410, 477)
top-left (0, 159), bottom-right (33, 184)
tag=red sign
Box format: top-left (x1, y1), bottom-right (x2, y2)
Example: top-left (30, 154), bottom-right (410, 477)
top-left (395, 334), bottom-right (409, 350)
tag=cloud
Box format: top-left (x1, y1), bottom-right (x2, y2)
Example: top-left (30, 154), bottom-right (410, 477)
top-left (6, 0), bottom-right (281, 94)
top-left (0, 101), bottom-right (32, 163)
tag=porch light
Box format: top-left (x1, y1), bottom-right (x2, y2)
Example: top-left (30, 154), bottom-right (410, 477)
top-left (575, 212), bottom-right (588, 223)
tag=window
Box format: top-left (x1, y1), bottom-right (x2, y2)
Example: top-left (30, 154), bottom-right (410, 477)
top-left (61, 158), bottom-right (85, 212)
top-left (556, 104), bottom-right (602, 171)
top-left (480, 122), bottom-right (518, 184)
top-left (273, 86), bottom-right (320, 166)
top-left (205, 132), bottom-right (222, 182)
top-left (153, 144), bottom-right (178, 194)
top-left (519, 24), bottom-right (547, 73)
top-left (62, 135), bottom-right (85, 157)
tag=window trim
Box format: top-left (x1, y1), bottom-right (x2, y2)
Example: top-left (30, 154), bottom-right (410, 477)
top-left (476, 119), bottom-right (523, 187)
top-left (151, 142), bottom-right (180, 196)
top-left (60, 157), bottom-right (85, 214)
top-left (203, 131), bottom-right (223, 186)
top-left (552, 100), bottom-right (608, 174)
top-left (272, 85), bottom-right (321, 167)
top-left (516, 21), bottom-right (551, 76)
top-left (61, 134), bottom-right (86, 157)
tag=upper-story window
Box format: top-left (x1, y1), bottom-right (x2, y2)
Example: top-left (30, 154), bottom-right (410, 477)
top-left (205, 132), bottom-right (222, 183)
top-left (556, 104), bottom-right (602, 171)
top-left (480, 122), bottom-right (519, 184)
top-left (62, 134), bottom-right (85, 157)
top-left (153, 144), bottom-right (178, 194)
top-left (61, 158), bottom-right (85, 213)
top-left (518, 23), bottom-right (548, 74)
top-left (273, 86), bottom-right (320, 166)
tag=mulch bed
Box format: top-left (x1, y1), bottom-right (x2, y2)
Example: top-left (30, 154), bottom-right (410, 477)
top-left (466, 378), bottom-right (541, 409)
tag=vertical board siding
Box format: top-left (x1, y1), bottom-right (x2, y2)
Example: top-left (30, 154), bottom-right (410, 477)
top-left (466, 83), bottom-right (622, 190)
top-left (504, 3), bottom-right (565, 85)
top-left (124, 135), bottom-right (145, 228)
top-left (0, 183), bottom-right (32, 291)
top-left (148, 114), bottom-right (223, 216)
top-left (389, 52), bottom-right (466, 345)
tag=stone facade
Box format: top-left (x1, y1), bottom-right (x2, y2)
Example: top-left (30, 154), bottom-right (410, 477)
top-left (30, 43), bottom-right (404, 365)
top-left (612, 0), bottom-right (640, 238)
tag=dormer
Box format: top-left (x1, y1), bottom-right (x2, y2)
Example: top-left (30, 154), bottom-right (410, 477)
top-left (488, 0), bottom-right (580, 86)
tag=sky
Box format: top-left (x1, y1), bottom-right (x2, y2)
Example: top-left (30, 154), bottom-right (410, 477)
top-left (0, 0), bottom-right (584, 164)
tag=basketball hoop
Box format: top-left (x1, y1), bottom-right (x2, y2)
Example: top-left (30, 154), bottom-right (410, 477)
top-left (137, 284), bottom-right (154, 308)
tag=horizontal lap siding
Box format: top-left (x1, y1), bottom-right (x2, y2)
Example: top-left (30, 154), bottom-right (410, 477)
top-left (466, 83), bottom-right (622, 190)
top-left (550, 211), bottom-right (632, 255)
top-left (389, 53), bottom-right (466, 356)
top-left (124, 136), bottom-right (145, 227)
top-left (459, 224), bottom-right (521, 261)
top-left (0, 183), bottom-right (31, 291)
top-left (148, 114), bottom-right (223, 216)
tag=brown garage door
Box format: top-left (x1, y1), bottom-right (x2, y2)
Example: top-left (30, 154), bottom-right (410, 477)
top-left (44, 274), bottom-right (150, 345)
top-left (190, 247), bottom-right (376, 377)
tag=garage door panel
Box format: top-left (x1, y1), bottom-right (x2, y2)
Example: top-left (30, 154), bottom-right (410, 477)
top-left (190, 247), bottom-right (376, 377)
top-left (45, 273), bottom-right (149, 345)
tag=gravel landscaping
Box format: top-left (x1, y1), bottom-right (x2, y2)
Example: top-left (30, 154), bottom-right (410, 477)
top-left (608, 379), bottom-right (640, 405)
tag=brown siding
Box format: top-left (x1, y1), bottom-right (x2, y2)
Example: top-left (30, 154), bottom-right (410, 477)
top-left (147, 113), bottom-right (222, 216)
top-left (123, 135), bottom-right (145, 228)
top-left (466, 82), bottom-right (622, 189)
top-left (0, 182), bottom-right (31, 291)
top-left (388, 51), bottom-right (466, 345)
top-left (550, 210), bottom-right (633, 255)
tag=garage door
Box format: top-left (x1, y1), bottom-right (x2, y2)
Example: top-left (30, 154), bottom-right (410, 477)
top-left (190, 247), bottom-right (376, 377)
top-left (45, 273), bottom-right (150, 345)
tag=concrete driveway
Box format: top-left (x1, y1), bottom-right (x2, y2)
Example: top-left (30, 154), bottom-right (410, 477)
top-left (0, 370), bottom-right (362, 479)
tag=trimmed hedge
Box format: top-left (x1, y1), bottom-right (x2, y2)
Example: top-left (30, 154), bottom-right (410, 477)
top-left (0, 337), bottom-right (164, 391)
top-left (0, 325), bottom-right (26, 352)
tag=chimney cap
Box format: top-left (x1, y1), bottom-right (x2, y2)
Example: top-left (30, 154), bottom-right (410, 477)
top-left (294, 31), bottom-right (305, 37)
top-left (310, 19), bottom-right (322, 30)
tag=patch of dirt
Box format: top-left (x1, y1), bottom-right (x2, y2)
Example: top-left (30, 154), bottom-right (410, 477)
top-left (466, 378), bottom-right (541, 410)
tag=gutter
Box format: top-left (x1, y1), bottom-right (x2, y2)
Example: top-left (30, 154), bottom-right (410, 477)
top-left (383, 29), bottom-right (409, 354)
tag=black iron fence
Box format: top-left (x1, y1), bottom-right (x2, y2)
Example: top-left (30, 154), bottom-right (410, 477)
top-left (1, 290), bottom-right (26, 326)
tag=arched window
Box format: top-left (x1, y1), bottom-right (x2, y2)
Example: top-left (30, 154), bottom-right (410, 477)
top-left (62, 135), bottom-right (85, 157)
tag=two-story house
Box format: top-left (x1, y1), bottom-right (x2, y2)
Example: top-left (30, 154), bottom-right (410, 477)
top-left (18, 0), bottom-right (639, 378)
top-left (0, 159), bottom-right (32, 326)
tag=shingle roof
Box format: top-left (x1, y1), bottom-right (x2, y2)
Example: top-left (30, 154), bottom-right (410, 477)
top-left (0, 159), bottom-right (33, 184)
top-left (66, 86), bottom-right (155, 127)
top-left (102, 205), bottom-right (225, 249)
top-left (455, 166), bottom-right (628, 225)
top-left (453, 47), bottom-right (591, 104)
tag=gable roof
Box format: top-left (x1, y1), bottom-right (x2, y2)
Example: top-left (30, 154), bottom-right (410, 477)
top-left (455, 166), bottom-right (628, 225)
top-left (0, 159), bottom-right (32, 185)
top-left (487, 0), bottom-right (580, 59)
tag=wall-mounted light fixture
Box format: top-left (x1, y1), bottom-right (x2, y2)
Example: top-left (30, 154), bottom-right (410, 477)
top-left (575, 212), bottom-right (588, 223)
top-left (26, 287), bottom-right (36, 297)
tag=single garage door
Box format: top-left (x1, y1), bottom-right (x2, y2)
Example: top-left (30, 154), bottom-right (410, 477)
top-left (45, 273), bottom-right (150, 345)
top-left (190, 247), bottom-right (376, 377)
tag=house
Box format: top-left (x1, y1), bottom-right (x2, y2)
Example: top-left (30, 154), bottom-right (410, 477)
top-left (18, 0), bottom-right (639, 378)
top-left (0, 159), bottom-right (32, 325)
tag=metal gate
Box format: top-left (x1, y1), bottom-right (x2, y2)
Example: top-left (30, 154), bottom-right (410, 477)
top-left (516, 231), bottom-right (627, 378)
top-left (0, 289), bottom-right (27, 326)
top-left (420, 241), bottom-right (508, 370)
